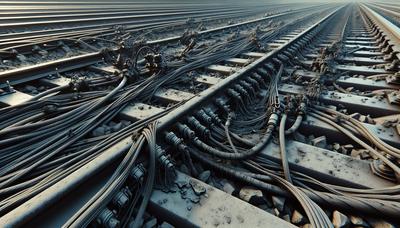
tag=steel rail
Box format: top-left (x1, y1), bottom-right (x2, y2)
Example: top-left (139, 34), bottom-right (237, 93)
top-left (0, 3), bottom-right (296, 17)
top-left (365, 3), bottom-right (400, 28)
top-left (369, 3), bottom-right (400, 15)
top-left (0, 11), bottom-right (259, 52)
top-left (0, 52), bottom-right (103, 86)
top-left (0, 8), bottom-right (255, 29)
top-left (0, 8), bottom-right (204, 16)
top-left (0, 9), bottom-right (259, 45)
top-left (0, 6), bottom-right (342, 227)
top-left (0, 8), bottom-right (271, 49)
top-left (0, 8), bottom-right (239, 23)
top-left (0, 4), bottom-right (321, 50)
top-left (361, 3), bottom-right (400, 60)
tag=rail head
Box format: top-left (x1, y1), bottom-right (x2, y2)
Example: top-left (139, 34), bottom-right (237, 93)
top-left (361, 3), bottom-right (400, 60)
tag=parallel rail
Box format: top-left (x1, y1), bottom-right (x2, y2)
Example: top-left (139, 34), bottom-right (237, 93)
top-left (0, 5), bottom-right (343, 227)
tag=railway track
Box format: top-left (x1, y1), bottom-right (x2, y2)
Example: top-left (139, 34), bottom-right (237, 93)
top-left (365, 2), bottom-right (400, 29)
top-left (0, 3), bottom-right (318, 72)
top-left (0, 4), bottom-right (327, 88)
top-left (0, 2), bottom-right (399, 228)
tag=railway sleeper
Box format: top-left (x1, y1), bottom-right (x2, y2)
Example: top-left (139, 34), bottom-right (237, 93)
top-left (291, 69), bottom-right (400, 90)
top-left (260, 139), bottom-right (395, 188)
top-left (277, 83), bottom-right (400, 116)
